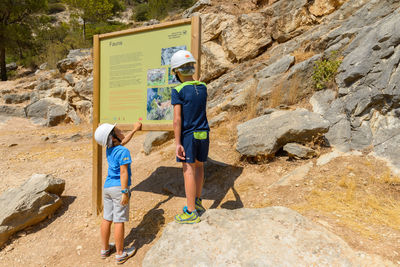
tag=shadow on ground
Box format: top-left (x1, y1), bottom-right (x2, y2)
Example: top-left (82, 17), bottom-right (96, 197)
top-left (124, 196), bottom-right (172, 251)
top-left (132, 158), bottom-right (244, 210)
top-left (126, 158), bottom-right (243, 252)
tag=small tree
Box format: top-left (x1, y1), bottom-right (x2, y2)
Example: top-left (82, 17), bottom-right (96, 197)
top-left (0, 0), bottom-right (47, 81)
top-left (63, 0), bottom-right (114, 40)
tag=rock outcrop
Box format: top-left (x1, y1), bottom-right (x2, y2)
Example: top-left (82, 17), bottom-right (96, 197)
top-left (143, 207), bottom-right (393, 266)
top-left (236, 109), bottom-right (329, 158)
top-left (0, 49), bottom-right (93, 126)
top-left (0, 174), bottom-right (65, 247)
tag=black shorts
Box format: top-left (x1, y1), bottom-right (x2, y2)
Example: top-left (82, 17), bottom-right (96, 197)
top-left (177, 131), bottom-right (209, 163)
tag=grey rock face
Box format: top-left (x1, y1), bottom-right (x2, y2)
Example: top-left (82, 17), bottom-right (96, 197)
top-left (209, 111), bottom-right (228, 127)
top-left (74, 100), bottom-right (92, 117)
top-left (0, 174), bottom-right (65, 247)
top-left (183, 0), bottom-right (211, 18)
top-left (256, 74), bottom-right (282, 99)
top-left (25, 98), bottom-right (61, 118)
top-left (236, 109), bottom-right (329, 157)
top-left (35, 80), bottom-right (54, 91)
top-left (66, 109), bottom-right (81, 125)
top-left (310, 89), bottom-right (337, 116)
top-left (143, 131), bottom-right (173, 155)
top-left (201, 41), bottom-right (232, 82)
top-left (370, 110), bottom-right (400, 168)
top-left (57, 49), bottom-right (91, 73)
top-left (73, 77), bottom-right (93, 100)
top-left (47, 105), bottom-right (67, 127)
top-left (0, 105), bottom-right (26, 117)
top-left (305, 6), bottom-right (400, 168)
top-left (255, 55), bottom-right (295, 79)
top-left (283, 143), bottom-right (316, 159)
top-left (221, 79), bottom-right (256, 111)
top-left (144, 207), bottom-right (389, 267)
top-left (63, 73), bottom-right (75, 86)
top-left (3, 93), bottom-right (30, 104)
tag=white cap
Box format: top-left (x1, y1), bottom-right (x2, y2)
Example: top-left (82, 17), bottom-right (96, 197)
top-left (170, 50), bottom-right (196, 70)
top-left (94, 123), bottom-right (115, 146)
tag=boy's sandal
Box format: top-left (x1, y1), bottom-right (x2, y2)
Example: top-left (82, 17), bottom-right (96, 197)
top-left (101, 243), bottom-right (115, 259)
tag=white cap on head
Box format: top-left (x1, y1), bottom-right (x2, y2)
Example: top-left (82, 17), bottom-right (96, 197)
top-left (170, 50), bottom-right (196, 71)
top-left (94, 123), bottom-right (116, 146)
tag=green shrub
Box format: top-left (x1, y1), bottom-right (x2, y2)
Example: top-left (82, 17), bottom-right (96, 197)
top-left (134, 3), bottom-right (150, 21)
top-left (312, 51), bottom-right (342, 90)
top-left (48, 3), bottom-right (66, 14)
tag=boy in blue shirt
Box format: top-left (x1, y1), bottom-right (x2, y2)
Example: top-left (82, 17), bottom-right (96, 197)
top-left (170, 50), bottom-right (210, 224)
top-left (94, 122), bottom-right (141, 264)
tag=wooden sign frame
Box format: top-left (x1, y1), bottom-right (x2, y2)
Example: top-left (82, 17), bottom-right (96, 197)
top-left (92, 17), bottom-right (202, 214)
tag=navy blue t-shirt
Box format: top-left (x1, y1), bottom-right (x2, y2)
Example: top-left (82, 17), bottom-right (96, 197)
top-left (104, 145), bottom-right (132, 188)
top-left (171, 81), bottom-right (210, 136)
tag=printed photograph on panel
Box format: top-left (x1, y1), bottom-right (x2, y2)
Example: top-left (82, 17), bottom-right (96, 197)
top-left (168, 67), bottom-right (179, 84)
top-left (147, 68), bottom-right (166, 86)
top-left (161, 45), bottom-right (187, 66)
top-left (146, 87), bottom-right (173, 120)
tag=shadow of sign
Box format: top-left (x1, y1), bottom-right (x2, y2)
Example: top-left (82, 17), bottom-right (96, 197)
top-left (132, 158), bottom-right (244, 209)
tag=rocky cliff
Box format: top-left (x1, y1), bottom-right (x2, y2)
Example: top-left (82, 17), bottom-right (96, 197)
top-left (1, 0), bottom-right (399, 169)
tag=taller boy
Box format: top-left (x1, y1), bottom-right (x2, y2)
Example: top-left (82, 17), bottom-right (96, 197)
top-left (170, 50), bottom-right (210, 224)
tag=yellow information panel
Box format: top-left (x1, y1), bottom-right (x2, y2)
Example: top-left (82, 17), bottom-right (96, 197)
top-left (99, 23), bottom-right (192, 125)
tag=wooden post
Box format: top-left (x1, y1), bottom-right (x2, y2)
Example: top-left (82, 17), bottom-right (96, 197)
top-left (92, 35), bottom-right (102, 215)
top-left (191, 16), bottom-right (202, 81)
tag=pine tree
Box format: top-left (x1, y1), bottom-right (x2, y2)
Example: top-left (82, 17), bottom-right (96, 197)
top-left (63, 0), bottom-right (114, 40)
top-left (0, 0), bottom-right (47, 81)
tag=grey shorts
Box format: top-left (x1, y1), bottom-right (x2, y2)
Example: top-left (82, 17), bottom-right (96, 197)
top-left (103, 186), bottom-right (130, 223)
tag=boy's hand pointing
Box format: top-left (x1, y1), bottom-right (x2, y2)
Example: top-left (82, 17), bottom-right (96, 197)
top-left (133, 122), bottom-right (142, 131)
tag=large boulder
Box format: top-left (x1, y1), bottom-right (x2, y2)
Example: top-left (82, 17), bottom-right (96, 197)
top-left (143, 131), bottom-right (173, 155)
top-left (25, 98), bottom-right (64, 118)
top-left (0, 174), bottom-right (65, 247)
top-left (143, 207), bottom-right (393, 266)
top-left (236, 109), bottom-right (330, 157)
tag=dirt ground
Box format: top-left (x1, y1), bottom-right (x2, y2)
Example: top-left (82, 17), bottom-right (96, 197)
top-left (0, 116), bottom-right (400, 266)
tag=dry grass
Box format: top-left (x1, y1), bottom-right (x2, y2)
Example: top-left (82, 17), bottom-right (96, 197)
top-left (268, 78), bottom-right (284, 108)
top-left (292, 162), bottom-right (400, 240)
top-left (243, 80), bottom-right (259, 120)
top-left (292, 49), bottom-right (316, 64)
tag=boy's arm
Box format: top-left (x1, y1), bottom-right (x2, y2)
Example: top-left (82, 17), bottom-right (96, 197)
top-left (120, 164), bottom-right (129, 205)
top-left (121, 122), bottom-right (142, 146)
top-left (173, 104), bottom-right (185, 160)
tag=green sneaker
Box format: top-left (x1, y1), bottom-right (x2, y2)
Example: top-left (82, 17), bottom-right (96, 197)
top-left (175, 206), bottom-right (200, 224)
top-left (195, 197), bottom-right (206, 214)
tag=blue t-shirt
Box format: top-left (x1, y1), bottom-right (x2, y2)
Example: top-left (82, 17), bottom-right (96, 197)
top-left (171, 81), bottom-right (210, 136)
top-left (104, 145), bottom-right (132, 188)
